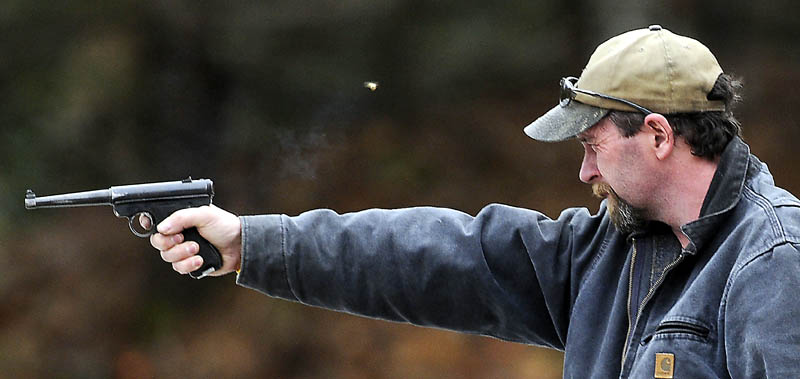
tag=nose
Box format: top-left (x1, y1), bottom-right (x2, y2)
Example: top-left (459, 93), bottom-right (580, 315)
top-left (579, 148), bottom-right (600, 184)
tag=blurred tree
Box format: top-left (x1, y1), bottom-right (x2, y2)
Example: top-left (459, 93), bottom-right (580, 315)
top-left (2, 1), bottom-right (799, 377)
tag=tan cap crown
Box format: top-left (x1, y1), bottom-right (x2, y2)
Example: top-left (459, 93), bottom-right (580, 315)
top-left (524, 25), bottom-right (726, 142)
top-left (575, 25), bottom-right (724, 113)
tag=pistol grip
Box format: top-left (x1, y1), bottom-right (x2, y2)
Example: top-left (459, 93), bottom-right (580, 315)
top-left (184, 227), bottom-right (223, 279)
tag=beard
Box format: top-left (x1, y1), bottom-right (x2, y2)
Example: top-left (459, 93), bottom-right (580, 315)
top-left (592, 183), bottom-right (647, 234)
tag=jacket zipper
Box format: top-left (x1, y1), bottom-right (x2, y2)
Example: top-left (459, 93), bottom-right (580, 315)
top-left (620, 239), bottom-right (638, 370)
top-left (620, 240), bottom-right (687, 371)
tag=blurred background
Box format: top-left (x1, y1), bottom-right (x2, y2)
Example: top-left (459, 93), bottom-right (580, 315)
top-left (2, 1), bottom-right (799, 378)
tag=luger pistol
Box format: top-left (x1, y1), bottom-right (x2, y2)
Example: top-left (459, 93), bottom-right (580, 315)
top-left (25, 177), bottom-right (222, 279)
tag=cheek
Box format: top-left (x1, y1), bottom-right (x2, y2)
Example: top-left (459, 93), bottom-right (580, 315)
top-left (595, 153), bottom-right (636, 191)
top-left (610, 149), bottom-right (654, 202)
top-left (594, 154), bottom-right (621, 180)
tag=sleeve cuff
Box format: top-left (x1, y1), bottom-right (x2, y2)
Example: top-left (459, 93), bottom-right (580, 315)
top-left (235, 214), bottom-right (297, 301)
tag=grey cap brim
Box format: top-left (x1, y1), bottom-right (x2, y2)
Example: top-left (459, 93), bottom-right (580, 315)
top-left (523, 101), bottom-right (609, 142)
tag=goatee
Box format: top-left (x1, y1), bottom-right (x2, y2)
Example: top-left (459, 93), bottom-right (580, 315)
top-left (592, 183), bottom-right (647, 234)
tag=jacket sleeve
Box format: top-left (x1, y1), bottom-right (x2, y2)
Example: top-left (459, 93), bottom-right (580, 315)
top-left (724, 242), bottom-right (800, 377)
top-left (235, 203), bottom-right (608, 348)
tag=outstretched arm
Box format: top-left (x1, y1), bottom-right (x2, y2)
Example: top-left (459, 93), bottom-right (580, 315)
top-left (234, 204), bottom-right (605, 347)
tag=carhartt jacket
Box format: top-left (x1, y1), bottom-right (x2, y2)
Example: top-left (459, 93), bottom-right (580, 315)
top-left (236, 137), bottom-right (800, 378)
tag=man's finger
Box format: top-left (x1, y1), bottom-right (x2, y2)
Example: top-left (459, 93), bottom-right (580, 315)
top-left (160, 241), bottom-right (199, 263)
top-left (151, 232), bottom-right (185, 253)
top-left (139, 213), bottom-right (152, 230)
top-left (172, 256), bottom-right (203, 274)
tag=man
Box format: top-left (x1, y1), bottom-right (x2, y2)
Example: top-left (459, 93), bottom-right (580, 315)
top-left (150, 26), bottom-right (800, 377)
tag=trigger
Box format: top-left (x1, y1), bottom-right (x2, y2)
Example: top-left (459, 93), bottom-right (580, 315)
top-left (129, 212), bottom-right (155, 238)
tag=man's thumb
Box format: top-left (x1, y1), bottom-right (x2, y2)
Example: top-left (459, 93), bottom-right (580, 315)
top-left (156, 206), bottom-right (213, 234)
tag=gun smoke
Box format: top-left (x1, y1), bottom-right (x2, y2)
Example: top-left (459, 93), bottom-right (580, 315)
top-left (274, 89), bottom-right (370, 180)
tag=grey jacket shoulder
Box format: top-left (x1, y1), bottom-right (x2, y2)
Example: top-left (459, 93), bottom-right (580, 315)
top-left (750, 156), bottom-right (800, 233)
top-left (722, 156), bottom-right (800, 377)
top-left (737, 156), bottom-right (800, 254)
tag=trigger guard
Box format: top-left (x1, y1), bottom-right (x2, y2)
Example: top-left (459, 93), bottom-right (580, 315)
top-left (129, 212), bottom-right (155, 238)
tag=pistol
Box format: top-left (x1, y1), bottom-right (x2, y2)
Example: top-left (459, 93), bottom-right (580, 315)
top-left (25, 177), bottom-right (222, 279)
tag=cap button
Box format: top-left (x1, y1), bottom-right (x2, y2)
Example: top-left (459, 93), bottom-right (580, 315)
top-left (649, 24), bottom-right (662, 31)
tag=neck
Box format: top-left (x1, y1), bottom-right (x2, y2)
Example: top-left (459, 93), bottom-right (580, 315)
top-left (655, 153), bottom-right (719, 248)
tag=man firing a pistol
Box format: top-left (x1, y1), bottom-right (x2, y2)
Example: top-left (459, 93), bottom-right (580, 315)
top-left (148, 26), bottom-right (800, 377)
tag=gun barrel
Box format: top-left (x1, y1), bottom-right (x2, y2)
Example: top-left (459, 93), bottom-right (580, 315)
top-left (25, 189), bottom-right (112, 209)
top-left (25, 178), bottom-right (212, 211)
top-left (110, 179), bottom-right (213, 203)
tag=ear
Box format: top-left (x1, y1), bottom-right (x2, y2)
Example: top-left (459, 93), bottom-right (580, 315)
top-left (643, 113), bottom-right (674, 160)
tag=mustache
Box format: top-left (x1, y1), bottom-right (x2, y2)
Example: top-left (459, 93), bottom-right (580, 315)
top-left (592, 183), bottom-right (616, 199)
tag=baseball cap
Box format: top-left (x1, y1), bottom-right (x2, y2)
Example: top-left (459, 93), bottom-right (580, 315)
top-left (524, 25), bottom-right (725, 142)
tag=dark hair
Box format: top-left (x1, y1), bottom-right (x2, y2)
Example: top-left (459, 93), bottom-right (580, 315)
top-left (607, 74), bottom-right (743, 159)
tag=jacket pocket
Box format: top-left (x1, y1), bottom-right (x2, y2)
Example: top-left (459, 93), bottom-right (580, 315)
top-left (642, 320), bottom-right (710, 344)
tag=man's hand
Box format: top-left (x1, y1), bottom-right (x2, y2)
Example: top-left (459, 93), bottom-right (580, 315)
top-left (144, 205), bottom-right (242, 276)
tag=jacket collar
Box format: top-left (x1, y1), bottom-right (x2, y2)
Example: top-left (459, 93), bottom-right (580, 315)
top-left (680, 136), bottom-right (751, 254)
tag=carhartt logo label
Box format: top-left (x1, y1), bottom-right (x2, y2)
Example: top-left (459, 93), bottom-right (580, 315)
top-left (654, 353), bottom-right (675, 378)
